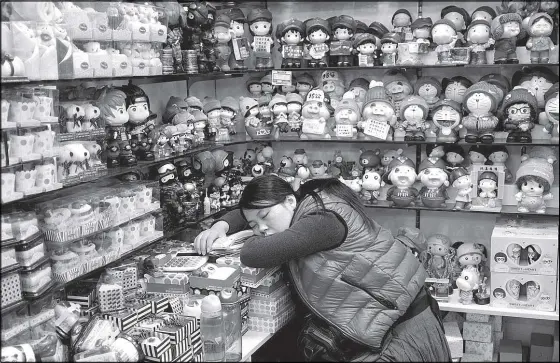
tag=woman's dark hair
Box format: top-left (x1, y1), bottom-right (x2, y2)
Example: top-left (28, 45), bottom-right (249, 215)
top-left (515, 175), bottom-right (551, 193)
top-left (239, 174), bottom-right (375, 229)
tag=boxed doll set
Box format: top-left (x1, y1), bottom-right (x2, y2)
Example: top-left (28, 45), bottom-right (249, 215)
top-left (490, 273), bottom-right (557, 312)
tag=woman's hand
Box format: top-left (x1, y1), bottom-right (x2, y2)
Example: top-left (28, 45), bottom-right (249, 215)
top-left (194, 221), bottom-right (229, 255)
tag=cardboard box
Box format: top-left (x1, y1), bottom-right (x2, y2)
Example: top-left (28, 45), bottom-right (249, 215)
top-left (499, 339), bottom-right (523, 362)
top-left (189, 264), bottom-right (241, 293)
top-left (492, 315), bottom-right (503, 332)
top-left (172, 349), bottom-right (193, 362)
top-left (529, 332), bottom-right (554, 362)
top-left (465, 340), bottom-right (494, 361)
top-left (248, 302), bottom-right (295, 334)
top-left (141, 336), bottom-right (171, 358)
top-left (442, 312), bottom-right (465, 332)
top-left (249, 285), bottom-right (292, 317)
top-left (443, 321), bottom-right (463, 359)
top-left (103, 310), bottom-right (137, 332)
top-left (137, 317), bottom-right (167, 332)
top-left (66, 282), bottom-right (97, 308)
top-left (156, 324), bottom-right (189, 344)
top-left (490, 273), bottom-right (557, 312)
top-left (491, 218), bottom-right (558, 275)
top-left (145, 349), bottom-right (174, 362)
top-left (466, 313), bottom-right (490, 322)
top-left (146, 272), bottom-right (190, 295)
top-left (124, 299), bottom-right (152, 322)
top-left (98, 283), bottom-right (124, 313)
top-left (463, 321), bottom-right (493, 343)
top-left (461, 353), bottom-right (485, 362)
top-left (138, 296), bottom-right (169, 315)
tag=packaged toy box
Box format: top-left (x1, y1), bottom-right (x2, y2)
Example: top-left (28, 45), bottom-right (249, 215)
top-left (490, 273), bottom-right (557, 312)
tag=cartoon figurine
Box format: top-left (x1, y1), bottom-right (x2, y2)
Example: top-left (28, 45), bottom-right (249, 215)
top-left (411, 17), bottom-right (433, 44)
top-left (513, 67), bottom-right (558, 109)
top-left (386, 156), bottom-right (418, 207)
top-left (346, 78), bottom-right (369, 110)
top-left (239, 96), bottom-right (267, 140)
top-left (471, 6), bottom-right (496, 23)
top-left (359, 83), bottom-right (397, 141)
top-left (456, 266), bottom-right (480, 304)
top-left (220, 96), bottom-right (239, 138)
top-left (426, 144), bottom-right (446, 161)
top-left (380, 149), bottom-right (404, 175)
top-left (269, 94), bottom-right (289, 135)
top-left (444, 145), bottom-right (466, 172)
top-left (304, 18), bottom-right (330, 68)
top-left (415, 77), bottom-right (442, 111)
top-left (400, 95), bottom-right (430, 141)
top-left (515, 154), bottom-right (555, 213)
top-left (383, 70), bottom-right (414, 121)
top-left (358, 148), bottom-right (381, 175)
top-left (330, 15), bottom-right (356, 67)
top-left (431, 19), bottom-right (458, 64)
top-left (260, 74), bottom-right (275, 96)
top-left (491, 12), bottom-right (523, 64)
top-left (449, 167), bottom-right (472, 210)
top-left (540, 82), bottom-right (559, 142)
top-left (525, 13), bottom-right (556, 64)
top-left (277, 18), bottom-right (305, 68)
top-left (246, 77), bottom-right (263, 98)
top-left (286, 92), bottom-right (303, 134)
top-left (441, 6), bottom-right (471, 46)
top-left (329, 150), bottom-right (351, 179)
top-left (392, 9), bottom-right (413, 41)
top-left (277, 155), bottom-right (297, 178)
top-left (488, 146), bottom-right (513, 184)
top-left (360, 170), bottom-right (384, 204)
top-left (333, 98), bottom-right (360, 139)
top-left (468, 145), bottom-right (489, 170)
top-left (213, 14), bottom-right (233, 72)
top-left (98, 87), bottom-right (137, 167)
top-left (296, 73), bottom-right (315, 99)
top-left (321, 70), bottom-right (346, 109)
top-left (502, 87), bottom-right (539, 143)
top-left (300, 89), bottom-right (334, 140)
top-left (248, 8), bottom-right (274, 70)
top-left (121, 84), bottom-right (156, 161)
top-left (462, 82), bottom-right (502, 143)
top-left (477, 171), bottom-right (499, 208)
top-left (466, 20), bottom-right (495, 65)
top-left (309, 160), bottom-right (330, 179)
top-left (203, 98), bottom-right (222, 140)
top-left (420, 234), bottom-right (455, 301)
top-left (442, 76), bottom-right (473, 104)
top-left (418, 157), bottom-right (449, 208)
top-left (380, 32), bottom-right (401, 66)
top-left (293, 148), bottom-right (309, 166)
top-left (182, 2), bottom-right (208, 69)
top-left (241, 148), bottom-right (257, 175)
top-left (353, 33), bottom-right (377, 67)
top-left (227, 7), bottom-right (249, 70)
top-left (431, 99), bottom-right (463, 143)
top-left (158, 163), bottom-right (188, 230)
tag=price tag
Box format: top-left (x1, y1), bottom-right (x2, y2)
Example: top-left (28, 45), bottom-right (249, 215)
top-left (306, 89), bottom-right (325, 102)
top-left (301, 119), bottom-right (326, 135)
top-left (363, 119), bottom-right (390, 140)
top-left (272, 70), bottom-right (293, 86)
top-left (335, 125), bottom-right (353, 138)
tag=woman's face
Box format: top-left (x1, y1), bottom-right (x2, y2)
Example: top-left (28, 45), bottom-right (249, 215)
top-left (243, 196), bottom-right (296, 236)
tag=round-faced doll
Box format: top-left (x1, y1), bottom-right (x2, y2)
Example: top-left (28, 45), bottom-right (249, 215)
top-left (277, 18), bottom-right (305, 68)
top-left (417, 157), bottom-right (449, 208)
top-left (380, 32), bottom-right (401, 66)
top-left (414, 77), bottom-right (442, 110)
top-left (385, 156), bottom-right (419, 207)
top-left (248, 8), bottom-right (274, 70)
top-left (461, 81), bottom-right (502, 143)
top-left (501, 87), bottom-right (539, 143)
top-left (513, 66), bottom-right (559, 109)
top-left (488, 146), bottom-right (513, 183)
top-left (392, 9), bottom-right (413, 40)
top-left (260, 73), bottom-right (275, 96)
top-left (445, 144), bottom-right (466, 171)
top-left (304, 17), bottom-right (331, 68)
top-left (431, 99), bottom-right (463, 143)
top-left (490, 12), bottom-right (524, 64)
top-left (399, 95), bottom-right (430, 141)
top-left (449, 167), bottom-right (473, 210)
top-left (299, 88), bottom-right (334, 140)
top-left (442, 76), bottom-right (473, 105)
top-left (346, 78), bottom-right (369, 109)
top-left (213, 14), bottom-right (233, 72)
top-left (411, 17), bottom-right (433, 44)
top-left (286, 92), bottom-right (303, 133)
top-left (269, 94), bottom-right (289, 134)
top-left (382, 70), bottom-right (413, 119)
top-left (540, 82), bottom-right (559, 142)
top-left (431, 19), bottom-right (458, 64)
top-left (466, 20), bottom-right (495, 65)
top-left (333, 98), bottom-right (360, 139)
top-left (478, 171), bottom-right (499, 208)
top-left (353, 33), bottom-right (378, 67)
top-left (471, 6), bottom-right (497, 23)
top-left (515, 156), bottom-right (554, 213)
top-left (358, 84), bottom-right (397, 141)
top-left (330, 15), bottom-right (356, 67)
top-left (468, 145), bottom-right (490, 168)
top-left (525, 12), bottom-right (555, 64)
top-left (296, 73), bottom-right (315, 99)
top-left (246, 77), bottom-right (263, 98)
top-left (321, 70), bottom-right (345, 109)
top-left (441, 6), bottom-right (471, 46)
top-left (420, 234), bottom-right (455, 279)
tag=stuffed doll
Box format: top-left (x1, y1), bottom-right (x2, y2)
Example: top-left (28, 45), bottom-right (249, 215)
top-left (333, 98), bottom-right (360, 139)
top-left (515, 154), bottom-right (555, 213)
top-left (296, 73), bottom-right (315, 99)
top-left (431, 19), bottom-right (458, 64)
top-left (213, 14), bottom-right (233, 72)
top-left (380, 32), bottom-right (401, 66)
top-left (461, 81), bottom-right (502, 143)
top-left (227, 7), bottom-right (249, 70)
top-left (491, 12), bottom-right (524, 64)
top-left (501, 87), bottom-right (539, 143)
top-left (330, 15), bottom-right (356, 67)
top-left (304, 18), bottom-right (330, 68)
top-left (488, 146), bottom-right (513, 183)
top-left (442, 76), bottom-right (473, 105)
top-left (540, 82), bottom-right (559, 142)
top-left (392, 9), bottom-right (413, 41)
top-left (300, 88), bottom-right (334, 140)
top-left (399, 95), bottom-right (430, 141)
top-left (248, 8), bottom-right (274, 70)
top-left (353, 33), bottom-right (377, 67)
top-left (466, 20), bottom-right (495, 65)
top-left (431, 99), bottom-right (463, 143)
top-left (418, 157), bottom-right (449, 208)
top-left (277, 18), bottom-right (305, 68)
top-left (525, 13), bottom-right (556, 63)
top-left (121, 84), bottom-right (156, 161)
top-left (386, 156), bottom-right (418, 207)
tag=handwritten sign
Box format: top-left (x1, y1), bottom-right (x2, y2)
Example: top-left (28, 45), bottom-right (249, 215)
top-left (282, 45), bottom-right (303, 58)
top-left (321, 71), bottom-right (339, 81)
top-left (309, 43), bottom-right (328, 59)
top-left (329, 40), bottom-right (352, 56)
top-left (272, 70), bottom-right (293, 86)
top-left (335, 125), bottom-right (354, 138)
top-left (306, 89), bottom-right (325, 103)
top-left (363, 119), bottom-right (390, 140)
top-left (301, 119), bottom-right (326, 135)
top-left (253, 36), bottom-right (273, 58)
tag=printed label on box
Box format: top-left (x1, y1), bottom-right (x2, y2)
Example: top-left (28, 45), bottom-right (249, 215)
top-left (272, 70), bottom-right (292, 86)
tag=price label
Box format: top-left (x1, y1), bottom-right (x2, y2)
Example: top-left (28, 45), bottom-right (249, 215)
top-left (272, 70), bottom-right (293, 86)
top-left (301, 119), bottom-right (326, 135)
top-left (335, 125), bottom-right (353, 138)
top-left (363, 119), bottom-right (390, 140)
top-left (321, 71), bottom-right (338, 81)
top-left (306, 89), bottom-right (325, 102)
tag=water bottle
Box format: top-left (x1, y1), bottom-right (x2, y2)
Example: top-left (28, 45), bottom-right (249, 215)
top-left (220, 288), bottom-right (242, 362)
top-left (200, 295), bottom-right (226, 362)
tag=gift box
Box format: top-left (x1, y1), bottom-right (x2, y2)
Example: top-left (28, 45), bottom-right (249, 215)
top-left (465, 313), bottom-right (490, 323)
top-left (492, 315), bottom-right (502, 332)
top-left (248, 302), bottom-right (295, 334)
top-left (251, 278), bottom-right (284, 295)
top-left (155, 324), bottom-right (189, 344)
top-left (443, 321), bottom-right (463, 359)
top-left (80, 305), bottom-right (99, 317)
top-left (499, 339), bottom-right (523, 362)
top-left (125, 299), bottom-right (152, 322)
top-left (190, 327), bottom-right (202, 356)
top-left (189, 264), bottom-right (241, 293)
top-left (103, 309), bottom-right (138, 332)
top-left (168, 297), bottom-right (183, 314)
top-left (193, 353), bottom-right (204, 362)
top-left (490, 273), bottom-right (557, 312)
top-left (241, 266), bottom-right (281, 288)
top-left (97, 283), bottom-right (124, 313)
top-left (66, 282), bottom-right (97, 308)
top-left (110, 265), bottom-right (138, 292)
top-left (172, 349), bottom-right (194, 363)
top-left (442, 311), bottom-right (465, 332)
top-left (530, 333), bottom-right (555, 362)
top-left (461, 353), bottom-right (485, 362)
top-left (138, 296), bottom-right (169, 314)
top-left (145, 348), bottom-right (174, 362)
top-left (146, 272), bottom-right (190, 295)
top-left (463, 321), bottom-right (493, 343)
top-left (137, 317), bottom-right (167, 332)
top-left (466, 340), bottom-right (494, 361)
top-left (249, 285), bottom-right (292, 317)
top-left (141, 336), bottom-right (172, 358)
top-left (250, 283), bottom-right (290, 300)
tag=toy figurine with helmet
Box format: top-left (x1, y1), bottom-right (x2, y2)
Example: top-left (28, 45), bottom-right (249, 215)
top-left (386, 156), bottom-right (418, 207)
top-left (471, 6), bottom-right (496, 23)
top-left (501, 87), bottom-right (539, 143)
top-left (411, 17), bottom-right (433, 44)
top-left (380, 32), bottom-right (401, 66)
top-left (353, 33), bottom-right (377, 67)
top-left (249, 8), bottom-right (274, 70)
top-left (431, 18), bottom-right (458, 64)
top-left (392, 9), bottom-right (413, 41)
top-left (277, 18), bottom-right (305, 68)
top-left (304, 17), bottom-right (331, 68)
top-left (121, 84), bottom-right (156, 161)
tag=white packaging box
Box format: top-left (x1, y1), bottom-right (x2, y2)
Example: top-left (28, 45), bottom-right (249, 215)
top-left (466, 313), bottom-right (490, 322)
top-left (490, 273), bottom-right (557, 312)
top-left (443, 321), bottom-right (463, 359)
top-left (465, 340), bottom-right (494, 361)
top-left (463, 321), bottom-right (493, 343)
top-left (491, 217), bottom-right (558, 276)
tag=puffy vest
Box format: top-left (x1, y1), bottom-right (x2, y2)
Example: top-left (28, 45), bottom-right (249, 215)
top-left (287, 193), bottom-right (426, 350)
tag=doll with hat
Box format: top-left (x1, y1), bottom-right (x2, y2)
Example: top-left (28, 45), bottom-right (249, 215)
top-left (400, 95), bottom-right (430, 141)
top-left (430, 99), bottom-right (463, 143)
top-left (227, 7), bottom-right (249, 70)
top-left (419, 234), bottom-right (455, 286)
top-left (445, 144), bottom-right (467, 172)
top-left (359, 82), bottom-right (397, 141)
top-left (392, 9), bottom-right (414, 41)
top-left (269, 94), bottom-right (289, 135)
top-left (286, 92), bottom-right (303, 134)
top-left (455, 242), bottom-right (485, 305)
top-left (441, 5), bottom-right (471, 46)
top-left (258, 94), bottom-right (273, 127)
top-left (277, 18), bottom-right (305, 68)
top-left (512, 66), bottom-right (558, 109)
top-left (471, 6), bottom-right (496, 24)
top-left (491, 11), bottom-right (524, 64)
top-left (304, 17), bottom-right (331, 68)
top-left (477, 171), bottom-right (499, 208)
top-left (260, 73), bottom-right (276, 96)
top-left (380, 32), bottom-right (402, 66)
top-left (540, 82), bottom-right (559, 142)
top-left (300, 88), bottom-right (334, 140)
top-left (213, 13), bottom-right (233, 72)
top-left (385, 155), bottom-right (419, 208)
top-left (333, 97), bottom-right (360, 139)
top-left (246, 77), bottom-right (263, 98)
top-left (382, 69), bottom-right (413, 119)
top-left (275, 75), bottom-right (296, 95)
top-left (461, 81), bottom-right (502, 144)
top-left (442, 76), bottom-right (473, 105)
top-left (360, 169), bottom-right (384, 205)
top-left (515, 152), bottom-right (555, 213)
top-left (330, 15), bottom-right (356, 67)
top-left (368, 21), bottom-right (390, 65)
top-left (466, 20), bottom-right (495, 65)
top-left (449, 167), bottom-right (473, 210)
top-left (355, 20), bottom-right (369, 35)
top-left (525, 12), bottom-right (555, 64)
top-left (191, 107), bottom-right (208, 144)
top-left (417, 157), bottom-right (450, 208)
top-left (468, 144), bottom-right (490, 171)
top-left (121, 84), bottom-right (157, 161)
top-left (431, 19), bottom-right (458, 64)
top-left (310, 160), bottom-right (331, 179)
top-left (321, 70), bottom-right (345, 109)
top-left (248, 8), bottom-right (274, 70)
top-left (488, 145), bottom-right (513, 184)
top-left (353, 33), bottom-right (378, 67)
top-left (296, 73), bottom-right (315, 99)
top-left (501, 87), bottom-right (539, 143)
top-left (186, 96), bottom-right (204, 113)
top-left (414, 77), bottom-right (442, 110)
top-left (220, 96), bottom-right (239, 138)
top-left (203, 98), bottom-right (222, 139)
top-left (346, 78), bottom-right (369, 109)
top-left (411, 17), bottom-right (433, 44)
top-left (239, 96), bottom-right (267, 140)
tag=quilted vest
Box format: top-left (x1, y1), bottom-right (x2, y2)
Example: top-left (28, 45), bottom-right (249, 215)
top-left (287, 193), bottom-right (426, 350)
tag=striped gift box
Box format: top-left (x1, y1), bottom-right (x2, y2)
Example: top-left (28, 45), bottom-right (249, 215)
top-left (141, 336), bottom-right (171, 358)
top-left (193, 353), bottom-right (204, 362)
top-left (103, 310), bottom-right (138, 332)
top-left (190, 328), bottom-right (202, 356)
top-left (156, 325), bottom-right (188, 344)
top-left (125, 300), bottom-right (152, 322)
top-left (172, 349), bottom-right (193, 362)
top-left (129, 327), bottom-right (168, 343)
top-left (80, 305), bottom-right (99, 317)
top-left (137, 317), bottom-right (167, 332)
top-left (139, 296), bottom-right (169, 314)
top-left (171, 339), bottom-right (190, 358)
top-left (144, 348), bottom-right (174, 362)
top-left (168, 297), bottom-right (183, 314)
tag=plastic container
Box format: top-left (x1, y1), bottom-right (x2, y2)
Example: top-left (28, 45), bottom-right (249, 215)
top-left (14, 234), bottom-right (46, 269)
top-left (200, 295), bottom-right (226, 362)
top-left (7, 211), bottom-right (40, 241)
top-left (19, 258), bottom-right (53, 296)
top-left (1, 244), bottom-right (19, 273)
top-left (220, 288), bottom-right (242, 362)
top-left (50, 248), bottom-right (81, 283)
top-left (1, 269), bottom-right (23, 310)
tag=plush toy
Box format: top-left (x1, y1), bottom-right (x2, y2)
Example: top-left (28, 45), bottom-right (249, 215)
top-left (461, 82), bottom-right (502, 143)
top-left (227, 7), bottom-right (249, 70)
top-left (418, 157), bottom-right (449, 208)
top-left (431, 99), bottom-right (463, 143)
top-left (515, 152), bottom-right (555, 213)
top-left (82, 104), bottom-right (101, 131)
top-left (121, 84), bottom-right (156, 160)
top-left (491, 12), bottom-right (524, 64)
top-left (466, 20), bottom-right (494, 65)
top-left (501, 87), bottom-right (539, 143)
top-left (304, 18), bottom-right (330, 68)
top-left (249, 8), bottom-right (274, 70)
top-left (277, 18), bottom-right (305, 68)
top-left (386, 156), bottom-right (418, 207)
top-left (65, 104), bottom-right (85, 133)
top-left (359, 83), bottom-right (397, 141)
top-left (449, 167), bottom-right (473, 210)
top-left (300, 88), bottom-right (334, 140)
top-left (213, 14), bottom-right (233, 72)
top-left (431, 19), bottom-right (458, 64)
top-left (400, 95), bottom-right (430, 141)
top-left (525, 12), bottom-right (555, 64)
top-left (330, 15), bottom-right (356, 67)
top-left (380, 32), bottom-right (401, 66)
top-left (333, 98), bottom-right (360, 138)
top-left (540, 82), bottom-right (559, 142)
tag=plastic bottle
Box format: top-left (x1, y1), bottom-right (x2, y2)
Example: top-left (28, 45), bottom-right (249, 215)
top-left (204, 188), bottom-right (211, 215)
top-left (220, 288), bottom-right (242, 362)
top-left (200, 295), bottom-right (226, 362)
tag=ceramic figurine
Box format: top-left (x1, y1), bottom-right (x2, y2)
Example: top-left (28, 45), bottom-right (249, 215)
top-left (213, 14), bottom-right (233, 72)
top-left (158, 163), bottom-right (188, 230)
top-left (455, 242), bottom-right (485, 274)
top-left (239, 96), bottom-right (271, 140)
top-left (330, 15), bottom-right (356, 67)
top-left (98, 88), bottom-right (137, 167)
top-left (200, 2), bottom-right (218, 73)
top-left (477, 171), bottom-right (499, 208)
top-left (202, 98), bottom-right (222, 140)
top-left (304, 18), bottom-right (330, 68)
top-left (333, 98), bottom-right (360, 139)
top-left (491, 12), bottom-right (523, 64)
top-left (368, 22), bottom-right (390, 65)
top-left (346, 78), bottom-right (369, 110)
top-left (525, 13), bottom-right (555, 63)
top-left (386, 156), bottom-right (418, 207)
top-left (296, 73), bottom-right (316, 99)
top-left (415, 77), bottom-right (442, 110)
top-left (360, 170), bottom-right (384, 204)
top-left (358, 83), bottom-right (397, 141)
top-left (431, 99), bottom-right (463, 143)
top-left (456, 266), bottom-right (480, 304)
top-left (248, 8), bottom-right (274, 70)
top-left (261, 73), bottom-right (275, 96)
top-left (258, 94), bottom-right (273, 128)
top-left (462, 82), bottom-right (502, 143)
top-left (277, 155), bottom-right (297, 178)
top-left (471, 6), bottom-right (497, 23)
top-left (431, 19), bottom-right (458, 64)
top-left (449, 167), bottom-right (472, 210)
top-left (242, 148), bottom-right (257, 175)
top-left (277, 18), bottom-right (305, 68)
top-left (540, 82), bottom-right (559, 142)
top-left (420, 234), bottom-right (455, 280)
top-left (502, 87), bottom-right (539, 143)
top-left (512, 67), bottom-right (558, 109)
top-left (227, 7), bottom-right (249, 70)
top-left (293, 164), bottom-right (311, 190)
top-left (442, 76), bottom-right (473, 104)
top-left (321, 70), bottom-right (346, 109)
top-left (466, 20), bottom-right (494, 65)
top-left (121, 84), bottom-right (156, 161)
top-left (246, 77), bottom-right (263, 99)
top-left (380, 149), bottom-right (403, 175)
top-left (383, 70), bottom-right (414, 122)
top-left (445, 145), bottom-right (466, 172)
top-left (411, 17), bottom-right (433, 44)
top-left (441, 6), bottom-right (471, 46)
top-left (353, 33), bottom-right (377, 67)
top-left (400, 95), bottom-right (430, 141)
top-left (392, 9), bottom-right (413, 41)
top-left (286, 92), bottom-right (303, 134)
top-left (359, 148), bottom-right (381, 175)
top-left (418, 157), bottom-right (449, 208)
top-left (220, 96), bottom-right (239, 138)
top-left (380, 33), bottom-right (401, 66)
top-left (468, 145), bottom-right (489, 171)
top-left (330, 150), bottom-right (351, 179)
top-left (300, 88), bottom-right (334, 140)
top-left (426, 144), bottom-right (446, 161)
top-left (269, 94), bottom-right (289, 135)
top-left (293, 148), bottom-right (309, 166)
top-left (182, 2), bottom-right (208, 71)
top-left (488, 146), bottom-right (513, 183)
top-left (309, 160), bottom-right (330, 179)
top-left (515, 155), bottom-right (555, 213)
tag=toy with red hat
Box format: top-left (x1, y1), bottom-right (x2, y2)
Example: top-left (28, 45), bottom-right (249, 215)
top-left (380, 32), bottom-right (402, 66)
top-left (331, 15), bottom-right (356, 67)
top-left (385, 155), bottom-right (419, 208)
top-left (354, 33), bottom-right (378, 67)
top-left (515, 153), bottom-right (555, 213)
top-left (248, 8), bottom-right (274, 70)
top-left (305, 17), bottom-right (331, 68)
top-left (501, 87), bottom-right (539, 143)
top-left (278, 18), bottom-right (305, 68)
top-left (418, 156), bottom-right (450, 208)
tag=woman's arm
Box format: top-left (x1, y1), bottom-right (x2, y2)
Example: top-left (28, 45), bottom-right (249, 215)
top-left (240, 211), bottom-right (348, 268)
top-left (212, 209), bottom-right (248, 234)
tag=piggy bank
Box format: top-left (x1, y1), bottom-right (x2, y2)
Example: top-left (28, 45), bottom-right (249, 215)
top-left (300, 89), bottom-right (334, 140)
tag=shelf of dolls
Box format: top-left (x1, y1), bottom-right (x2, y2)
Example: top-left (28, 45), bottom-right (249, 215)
top-left (439, 289), bottom-right (559, 321)
top-left (164, 203), bottom-right (240, 239)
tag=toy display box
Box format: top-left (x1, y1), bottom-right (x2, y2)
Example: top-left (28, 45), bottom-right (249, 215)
top-left (189, 263), bottom-right (241, 298)
top-left (490, 272), bottom-right (557, 312)
top-left (248, 302), bottom-right (295, 334)
top-left (491, 217), bottom-right (558, 275)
